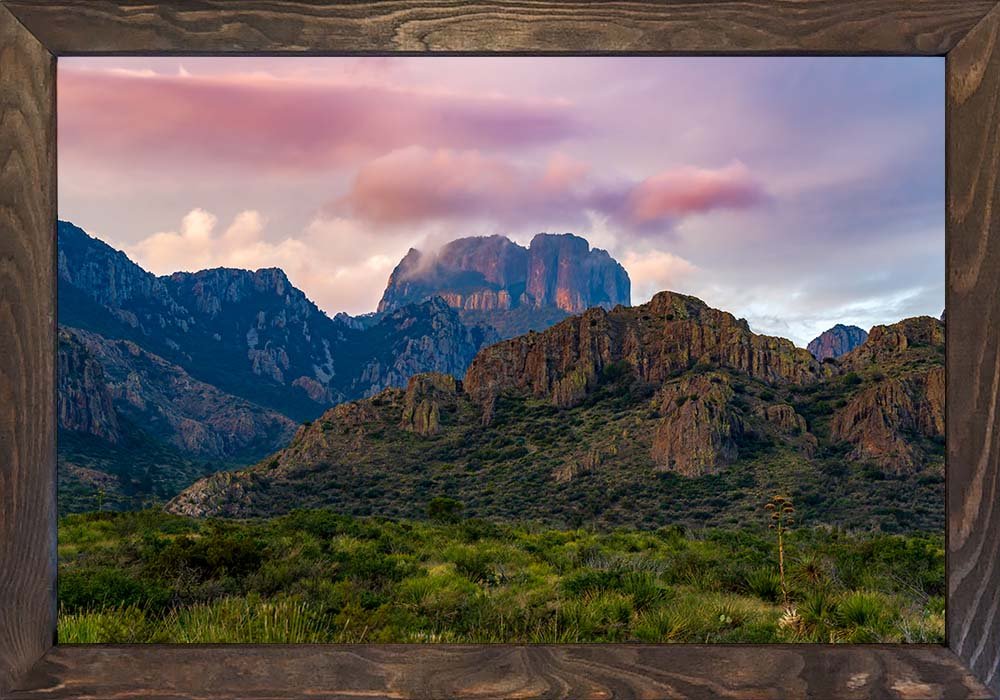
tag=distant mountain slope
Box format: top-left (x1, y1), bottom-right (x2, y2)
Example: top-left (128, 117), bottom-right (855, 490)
top-left (807, 324), bottom-right (868, 361)
top-left (60, 327), bottom-right (297, 460)
top-left (378, 233), bottom-right (631, 338)
top-left (169, 292), bottom-right (945, 533)
top-left (58, 221), bottom-right (497, 421)
top-left (58, 326), bottom-right (298, 513)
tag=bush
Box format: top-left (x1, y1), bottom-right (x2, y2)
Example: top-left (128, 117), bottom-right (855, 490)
top-left (427, 497), bottom-right (464, 523)
top-left (745, 568), bottom-right (783, 603)
top-left (59, 568), bottom-right (171, 613)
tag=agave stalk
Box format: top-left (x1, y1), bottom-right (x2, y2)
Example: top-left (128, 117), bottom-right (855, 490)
top-left (766, 495), bottom-right (796, 607)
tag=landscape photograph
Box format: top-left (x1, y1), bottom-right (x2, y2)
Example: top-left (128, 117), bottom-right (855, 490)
top-left (56, 57), bottom-right (945, 644)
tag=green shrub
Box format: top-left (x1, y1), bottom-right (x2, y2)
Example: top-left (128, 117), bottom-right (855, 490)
top-left (59, 568), bottom-right (171, 613)
top-left (427, 497), bottom-right (464, 523)
top-left (745, 568), bottom-right (783, 603)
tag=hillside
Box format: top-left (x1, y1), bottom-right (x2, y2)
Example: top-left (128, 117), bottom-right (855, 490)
top-left (170, 292), bottom-right (945, 532)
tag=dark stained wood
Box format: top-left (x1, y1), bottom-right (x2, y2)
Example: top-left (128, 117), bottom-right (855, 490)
top-left (948, 3), bottom-right (1000, 697)
top-left (2, 0), bottom-right (998, 56)
top-left (8, 644), bottom-right (996, 699)
top-left (0, 3), bottom-right (56, 697)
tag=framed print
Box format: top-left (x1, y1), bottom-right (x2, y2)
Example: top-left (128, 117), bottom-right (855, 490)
top-left (2, 1), bottom-right (1000, 698)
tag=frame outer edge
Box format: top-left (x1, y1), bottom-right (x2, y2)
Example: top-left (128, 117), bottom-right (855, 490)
top-left (947, 0), bottom-right (1000, 696)
top-left (0, 3), bottom-right (57, 696)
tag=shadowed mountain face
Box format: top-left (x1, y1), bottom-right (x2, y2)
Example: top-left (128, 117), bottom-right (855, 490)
top-left (807, 324), bottom-right (869, 361)
top-left (170, 292), bottom-right (945, 533)
top-left (377, 233), bottom-right (631, 338)
top-left (58, 221), bottom-right (497, 422)
top-left (56, 221), bottom-right (500, 512)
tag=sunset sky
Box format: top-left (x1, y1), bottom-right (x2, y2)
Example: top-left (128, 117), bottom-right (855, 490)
top-left (58, 57), bottom-right (944, 347)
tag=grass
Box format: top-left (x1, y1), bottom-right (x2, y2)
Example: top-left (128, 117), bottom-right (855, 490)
top-left (57, 508), bottom-right (944, 644)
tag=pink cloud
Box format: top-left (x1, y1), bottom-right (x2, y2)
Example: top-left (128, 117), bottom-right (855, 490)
top-left (58, 68), bottom-right (582, 173)
top-left (626, 162), bottom-right (766, 224)
top-left (333, 148), bottom-right (767, 232)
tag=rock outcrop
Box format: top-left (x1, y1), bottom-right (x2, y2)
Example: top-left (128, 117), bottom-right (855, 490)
top-left (400, 373), bottom-right (459, 435)
top-left (807, 324), bottom-right (868, 361)
top-left (651, 373), bottom-right (743, 476)
top-left (377, 233), bottom-right (630, 338)
top-left (841, 316), bottom-right (944, 368)
top-left (830, 368), bottom-right (944, 473)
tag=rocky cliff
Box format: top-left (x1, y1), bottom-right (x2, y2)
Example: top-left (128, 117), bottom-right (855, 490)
top-left (377, 233), bottom-right (631, 338)
top-left (830, 316), bottom-right (945, 473)
top-left (58, 328), bottom-right (122, 444)
top-left (807, 324), bottom-right (869, 361)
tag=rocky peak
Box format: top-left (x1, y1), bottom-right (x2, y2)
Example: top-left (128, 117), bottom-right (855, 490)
top-left (526, 233), bottom-right (630, 313)
top-left (806, 324), bottom-right (868, 361)
top-left (465, 290), bottom-right (822, 421)
top-left (165, 267), bottom-right (303, 317)
top-left (842, 316), bottom-right (944, 367)
top-left (376, 233), bottom-right (630, 338)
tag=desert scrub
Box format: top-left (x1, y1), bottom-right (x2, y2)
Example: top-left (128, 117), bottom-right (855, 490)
top-left (57, 509), bottom-right (944, 644)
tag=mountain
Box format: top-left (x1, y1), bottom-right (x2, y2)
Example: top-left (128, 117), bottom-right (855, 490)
top-left (57, 220), bottom-right (502, 512)
top-left (60, 327), bottom-right (297, 459)
top-left (58, 221), bottom-right (497, 421)
top-left (169, 292), bottom-right (945, 533)
top-left (58, 326), bottom-right (297, 512)
top-left (807, 324), bottom-right (868, 361)
top-left (377, 233), bottom-right (631, 338)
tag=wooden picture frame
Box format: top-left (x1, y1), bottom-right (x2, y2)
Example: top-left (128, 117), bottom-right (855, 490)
top-left (1, 1), bottom-right (999, 697)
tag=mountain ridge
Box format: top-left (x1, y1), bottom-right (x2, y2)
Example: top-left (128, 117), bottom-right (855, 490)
top-left (168, 291), bottom-right (945, 532)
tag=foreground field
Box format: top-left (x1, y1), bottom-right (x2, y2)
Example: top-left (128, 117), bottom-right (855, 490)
top-left (58, 509), bottom-right (944, 643)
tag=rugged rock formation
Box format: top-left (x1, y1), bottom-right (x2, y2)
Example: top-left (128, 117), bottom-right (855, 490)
top-left (841, 316), bottom-right (944, 368)
top-left (59, 221), bottom-right (497, 421)
top-left (377, 233), bottom-right (631, 338)
top-left (807, 324), bottom-right (868, 361)
top-left (352, 298), bottom-right (498, 399)
top-left (465, 290), bottom-right (823, 418)
top-left (830, 368), bottom-right (944, 473)
top-left (828, 316), bottom-right (945, 473)
top-left (755, 403), bottom-right (808, 435)
top-left (62, 327), bottom-right (297, 459)
top-left (58, 328), bottom-right (121, 443)
top-left (400, 373), bottom-right (459, 435)
top-left (168, 293), bottom-right (945, 526)
top-left (651, 373), bottom-right (742, 476)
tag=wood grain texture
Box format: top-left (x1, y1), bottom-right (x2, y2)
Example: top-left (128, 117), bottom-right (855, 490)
top-left (0, 4), bottom-right (56, 697)
top-left (948, 3), bottom-right (1000, 697)
top-left (2, 0), bottom-right (999, 55)
top-left (8, 645), bottom-right (996, 699)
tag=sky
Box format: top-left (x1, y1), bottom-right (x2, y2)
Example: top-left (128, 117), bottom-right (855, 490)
top-left (57, 57), bottom-right (944, 347)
